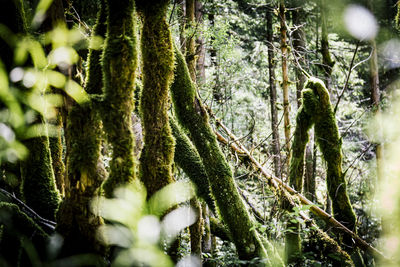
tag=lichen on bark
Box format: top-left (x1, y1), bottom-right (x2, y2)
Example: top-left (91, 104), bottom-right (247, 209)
top-left (136, 0), bottom-right (175, 198)
top-left (170, 45), bottom-right (268, 263)
top-left (101, 0), bottom-right (137, 197)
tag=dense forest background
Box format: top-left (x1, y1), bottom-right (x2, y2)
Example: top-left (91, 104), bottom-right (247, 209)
top-left (0, 0), bottom-right (399, 266)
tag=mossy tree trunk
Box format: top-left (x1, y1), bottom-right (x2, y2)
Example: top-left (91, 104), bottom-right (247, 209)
top-left (136, 0), bottom-right (175, 198)
top-left (195, 0), bottom-right (206, 84)
top-left (40, 0), bottom-right (67, 197)
top-left (56, 0), bottom-right (107, 256)
top-left (292, 0), bottom-right (316, 202)
top-left (184, 0), bottom-right (204, 257)
top-left (266, 6), bottom-right (282, 180)
top-left (170, 117), bottom-right (215, 212)
top-left (287, 78), bottom-right (360, 264)
top-left (21, 133), bottom-right (60, 221)
top-left (101, 0), bottom-right (138, 197)
top-left (285, 88), bottom-right (316, 264)
top-left (305, 78), bottom-right (358, 254)
top-left (320, 0), bottom-right (335, 92)
top-left (13, 0), bottom-right (61, 222)
top-left (170, 46), bottom-right (268, 264)
top-left (185, 0), bottom-right (197, 83)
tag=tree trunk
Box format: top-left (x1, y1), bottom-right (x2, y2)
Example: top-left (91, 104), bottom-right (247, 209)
top-left (285, 88), bottom-right (315, 264)
top-left (101, 0), bottom-right (138, 197)
top-left (195, 0), bottom-right (206, 85)
top-left (137, 1), bottom-right (175, 198)
top-left (320, 0), bottom-right (335, 92)
top-left (279, 0), bottom-right (291, 174)
top-left (185, 0), bottom-right (197, 83)
top-left (56, 0), bottom-right (107, 256)
top-left (266, 5), bottom-right (282, 180)
top-left (170, 117), bottom-right (216, 212)
top-left (306, 78), bottom-right (359, 257)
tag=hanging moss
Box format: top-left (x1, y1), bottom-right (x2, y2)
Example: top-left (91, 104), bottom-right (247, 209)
top-left (285, 89), bottom-right (316, 264)
top-left (170, 116), bottom-right (216, 212)
top-left (101, 0), bottom-right (137, 197)
top-left (170, 45), bottom-right (268, 263)
top-left (136, 0), bottom-right (175, 198)
top-left (56, 1), bottom-right (108, 257)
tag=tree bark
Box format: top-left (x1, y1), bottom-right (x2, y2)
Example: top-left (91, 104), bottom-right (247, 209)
top-left (266, 5), bottom-right (282, 180)
top-left (56, 0), bottom-right (107, 256)
top-left (137, 1), bottom-right (175, 198)
top-left (279, 0), bottom-right (291, 174)
top-left (101, 0), bottom-right (138, 197)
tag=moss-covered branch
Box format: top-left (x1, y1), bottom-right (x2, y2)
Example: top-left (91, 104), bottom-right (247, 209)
top-left (101, 0), bottom-right (137, 197)
top-left (170, 45), bottom-right (268, 263)
top-left (170, 116), bottom-right (216, 212)
top-left (137, 0), bottom-right (175, 197)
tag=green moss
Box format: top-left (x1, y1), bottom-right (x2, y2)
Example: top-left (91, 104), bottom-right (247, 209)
top-left (189, 198), bottom-right (203, 256)
top-left (209, 217), bottom-right (231, 241)
top-left (48, 111), bottom-right (65, 196)
top-left (304, 227), bottom-right (353, 266)
top-left (137, 1), bottom-right (175, 198)
top-left (285, 88), bottom-right (316, 264)
top-left (170, 45), bottom-right (268, 263)
top-left (305, 78), bottom-right (357, 250)
top-left (56, 2), bottom-right (107, 256)
top-left (285, 77), bottom-right (359, 261)
top-left (85, 0), bottom-right (106, 96)
top-left (261, 236), bottom-right (285, 267)
top-left (170, 116), bottom-right (216, 212)
top-left (101, 0), bottom-right (137, 197)
top-left (20, 133), bottom-right (60, 221)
